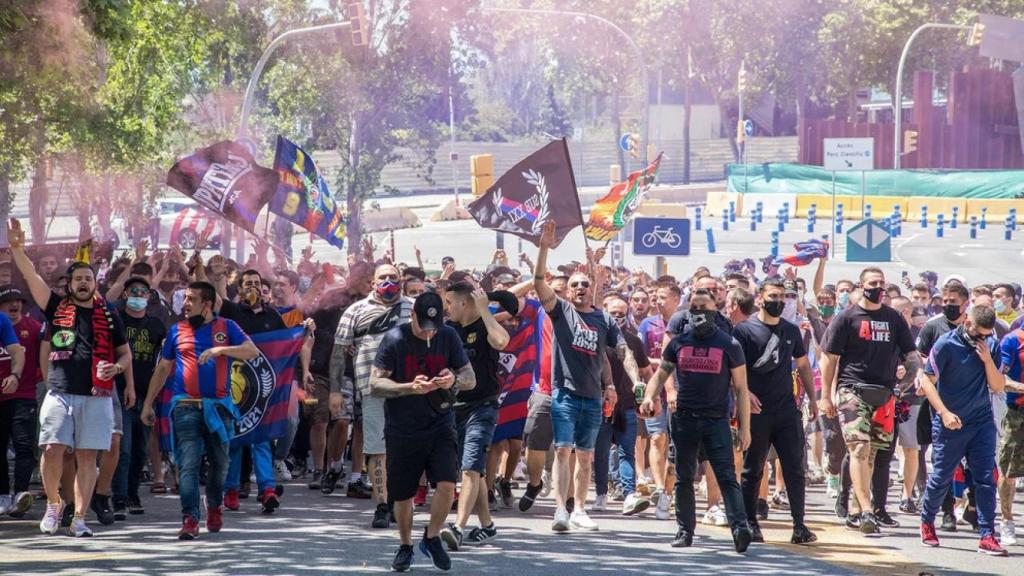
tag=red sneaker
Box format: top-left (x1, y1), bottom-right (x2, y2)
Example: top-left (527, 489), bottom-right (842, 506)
top-left (224, 489), bottom-right (240, 511)
top-left (414, 486), bottom-right (428, 507)
top-left (206, 506), bottom-right (223, 533)
top-left (178, 515), bottom-right (200, 540)
top-left (978, 534), bottom-right (1008, 556)
top-left (920, 522), bottom-right (939, 547)
top-left (260, 488), bottom-right (279, 514)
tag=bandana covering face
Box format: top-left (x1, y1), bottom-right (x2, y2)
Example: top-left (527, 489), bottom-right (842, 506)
top-left (50, 294), bottom-right (116, 391)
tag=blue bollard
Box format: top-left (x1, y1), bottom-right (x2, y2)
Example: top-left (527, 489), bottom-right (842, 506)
top-left (970, 216), bottom-right (977, 239)
top-left (936, 214), bottom-right (944, 238)
top-left (706, 227), bottom-right (717, 253)
top-left (695, 207), bottom-right (702, 231)
top-left (778, 210), bottom-right (786, 232)
top-left (1006, 217), bottom-right (1013, 241)
top-left (951, 206), bottom-right (958, 229)
top-left (756, 202), bottom-right (764, 223)
top-left (728, 201), bottom-right (736, 223)
top-left (750, 210), bottom-right (757, 231)
top-left (980, 207), bottom-right (987, 230)
top-left (920, 205), bottom-right (928, 228)
top-left (782, 202), bottom-right (790, 225)
top-left (808, 206), bottom-right (816, 233)
top-left (722, 211), bottom-right (729, 231)
top-left (835, 204), bottom-right (844, 234)
top-left (865, 204), bottom-right (872, 221)
top-left (1011, 208), bottom-right (1017, 231)
top-left (770, 231), bottom-right (779, 257)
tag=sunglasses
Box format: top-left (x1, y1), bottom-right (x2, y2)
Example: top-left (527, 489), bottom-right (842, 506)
top-left (570, 281), bottom-right (591, 288)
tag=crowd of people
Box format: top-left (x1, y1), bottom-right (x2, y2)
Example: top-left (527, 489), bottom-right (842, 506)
top-left (2, 215), bottom-right (1024, 571)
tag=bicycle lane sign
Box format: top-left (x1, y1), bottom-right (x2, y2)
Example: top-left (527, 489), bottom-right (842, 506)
top-left (632, 217), bottom-right (690, 256)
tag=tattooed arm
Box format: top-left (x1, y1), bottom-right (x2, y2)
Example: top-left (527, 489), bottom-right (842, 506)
top-left (369, 366), bottom-right (434, 398)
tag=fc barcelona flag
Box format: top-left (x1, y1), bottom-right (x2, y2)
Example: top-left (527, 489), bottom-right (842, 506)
top-left (166, 140), bottom-right (279, 234)
top-left (270, 136), bottom-right (347, 249)
top-left (230, 326), bottom-right (305, 448)
top-left (584, 153), bottom-right (663, 242)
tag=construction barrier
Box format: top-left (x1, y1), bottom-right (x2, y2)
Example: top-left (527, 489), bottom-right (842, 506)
top-left (738, 194), bottom-right (795, 218)
top-left (906, 197), bottom-right (967, 224)
top-left (704, 191), bottom-right (743, 218)
top-left (965, 198), bottom-right (1024, 223)
top-left (634, 202), bottom-right (689, 219)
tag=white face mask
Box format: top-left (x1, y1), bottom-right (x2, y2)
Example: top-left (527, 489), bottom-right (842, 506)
top-left (782, 299), bottom-right (798, 323)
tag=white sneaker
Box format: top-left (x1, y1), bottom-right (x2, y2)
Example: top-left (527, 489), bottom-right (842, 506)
top-left (826, 475), bottom-right (839, 499)
top-left (274, 460), bottom-right (292, 482)
top-left (70, 515), bottom-right (93, 537)
top-left (622, 492), bottom-right (650, 516)
top-left (702, 505), bottom-right (719, 525)
top-left (592, 494), bottom-right (607, 511)
top-left (0, 494), bottom-right (12, 515)
top-left (540, 471), bottom-right (552, 498)
top-left (712, 506), bottom-right (728, 526)
top-left (656, 491), bottom-right (671, 520)
top-left (39, 501), bottom-right (63, 535)
top-left (570, 509), bottom-right (599, 531)
top-left (1000, 520), bottom-right (1017, 546)
top-left (552, 507), bottom-right (570, 532)
top-left (649, 488), bottom-right (663, 506)
top-left (11, 491), bottom-right (34, 516)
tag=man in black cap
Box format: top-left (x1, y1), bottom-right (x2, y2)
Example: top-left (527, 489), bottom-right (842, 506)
top-left (370, 292), bottom-right (476, 573)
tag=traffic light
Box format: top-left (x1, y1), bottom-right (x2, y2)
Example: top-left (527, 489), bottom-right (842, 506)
top-left (470, 154), bottom-right (494, 197)
top-left (348, 2), bottom-right (368, 47)
top-left (628, 133), bottom-right (640, 159)
top-left (968, 21), bottom-right (985, 46)
top-left (903, 130), bottom-right (919, 154)
top-left (737, 67), bottom-right (748, 93)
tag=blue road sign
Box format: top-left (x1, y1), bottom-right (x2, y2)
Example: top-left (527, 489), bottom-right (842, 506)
top-left (633, 217), bottom-right (690, 256)
top-left (619, 133), bottom-right (632, 152)
top-left (846, 219), bottom-right (891, 262)
top-left (743, 119), bottom-right (754, 137)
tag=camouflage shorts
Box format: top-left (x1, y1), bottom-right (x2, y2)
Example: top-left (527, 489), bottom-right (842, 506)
top-left (837, 388), bottom-right (895, 451)
top-left (998, 409), bottom-right (1024, 478)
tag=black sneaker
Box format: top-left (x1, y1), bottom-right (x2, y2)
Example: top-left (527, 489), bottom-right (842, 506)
top-left (733, 525), bottom-right (753, 553)
top-left (372, 502), bottom-right (390, 529)
top-left (127, 495), bottom-right (145, 515)
top-left (963, 503), bottom-right (979, 531)
top-left (756, 498), bottom-right (769, 521)
top-left (60, 502), bottom-right (75, 528)
top-left (671, 528), bottom-right (693, 547)
top-left (498, 480), bottom-right (514, 508)
top-left (750, 524), bottom-right (765, 543)
top-left (488, 489), bottom-right (498, 512)
top-left (308, 470), bottom-right (323, 490)
top-left (391, 544), bottom-right (414, 572)
top-left (939, 511), bottom-right (957, 532)
top-left (321, 470), bottom-right (343, 495)
top-left (791, 524), bottom-right (817, 544)
top-left (90, 493), bottom-right (115, 526)
top-left (859, 512), bottom-right (880, 535)
top-left (875, 509), bottom-right (900, 528)
top-left (465, 523), bottom-right (497, 546)
top-left (845, 513), bottom-right (862, 530)
top-left (418, 529), bottom-right (452, 571)
top-left (898, 498), bottom-right (919, 515)
top-left (834, 496), bottom-right (848, 519)
top-left (112, 497), bottom-right (127, 521)
top-left (519, 482), bottom-right (542, 512)
top-left (566, 496), bottom-right (575, 514)
top-left (439, 522), bottom-right (463, 551)
top-left (348, 480), bottom-right (373, 499)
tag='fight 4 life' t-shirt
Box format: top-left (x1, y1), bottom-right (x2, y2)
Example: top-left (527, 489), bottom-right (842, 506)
top-left (663, 328), bottom-right (745, 418)
top-left (821, 303), bottom-right (915, 390)
top-left (548, 299), bottom-right (624, 400)
top-left (732, 316), bottom-right (806, 415)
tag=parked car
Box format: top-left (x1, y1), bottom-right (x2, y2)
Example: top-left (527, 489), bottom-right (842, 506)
top-left (156, 199), bottom-right (224, 249)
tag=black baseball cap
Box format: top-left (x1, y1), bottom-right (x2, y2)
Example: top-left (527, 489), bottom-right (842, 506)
top-left (0, 285), bottom-right (27, 304)
top-left (414, 292), bottom-right (443, 332)
top-left (124, 276), bottom-right (151, 292)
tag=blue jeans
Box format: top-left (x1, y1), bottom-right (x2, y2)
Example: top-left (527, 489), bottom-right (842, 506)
top-left (456, 402), bottom-right (497, 475)
top-left (113, 405), bottom-right (149, 502)
top-left (922, 417), bottom-right (998, 537)
top-left (173, 404), bottom-right (231, 520)
top-left (226, 441), bottom-right (275, 492)
top-left (672, 412), bottom-right (748, 533)
top-left (594, 409), bottom-right (638, 496)
top-left (550, 388), bottom-right (603, 451)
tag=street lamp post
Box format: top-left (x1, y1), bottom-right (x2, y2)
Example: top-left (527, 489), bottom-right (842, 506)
top-left (480, 6), bottom-right (650, 164)
top-left (892, 22), bottom-right (970, 169)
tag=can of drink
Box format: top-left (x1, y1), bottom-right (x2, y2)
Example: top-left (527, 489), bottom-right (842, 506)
top-left (634, 382), bottom-right (645, 405)
top-left (603, 398), bottom-right (613, 419)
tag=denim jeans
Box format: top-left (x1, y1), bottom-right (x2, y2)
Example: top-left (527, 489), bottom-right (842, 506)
top-left (456, 401), bottom-right (497, 474)
top-left (671, 411), bottom-right (748, 533)
top-left (226, 441), bottom-right (275, 492)
top-left (273, 412), bottom-right (299, 461)
top-left (0, 399), bottom-right (37, 494)
top-left (594, 409), bottom-right (638, 497)
top-left (550, 388), bottom-right (603, 451)
top-left (113, 404), bottom-right (149, 503)
top-left (173, 404), bottom-right (231, 520)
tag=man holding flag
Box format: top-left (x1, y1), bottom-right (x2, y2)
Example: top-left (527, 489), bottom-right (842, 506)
top-left (141, 281), bottom-right (258, 540)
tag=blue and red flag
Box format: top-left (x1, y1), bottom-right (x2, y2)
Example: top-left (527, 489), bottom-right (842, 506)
top-left (270, 135), bottom-right (347, 249)
top-left (230, 326), bottom-right (306, 448)
top-left (493, 300), bottom-right (544, 443)
top-left (773, 238), bottom-right (829, 267)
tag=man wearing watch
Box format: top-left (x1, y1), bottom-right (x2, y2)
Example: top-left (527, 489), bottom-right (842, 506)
top-left (7, 219), bottom-right (132, 538)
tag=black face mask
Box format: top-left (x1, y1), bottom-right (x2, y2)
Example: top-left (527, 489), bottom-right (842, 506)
top-left (942, 304), bottom-right (962, 323)
top-left (862, 287), bottom-right (883, 304)
top-left (690, 310), bottom-right (717, 339)
top-left (763, 300), bottom-right (785, 318)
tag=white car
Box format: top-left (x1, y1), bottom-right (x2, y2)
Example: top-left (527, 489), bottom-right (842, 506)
top-left (156, 199), bottom-right (224, 249)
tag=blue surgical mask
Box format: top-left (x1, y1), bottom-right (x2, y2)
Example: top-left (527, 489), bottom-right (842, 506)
top-left (838, 291), bottom-right (851, 308)
top-left (126, 296), bottom-right (148, 312)
top-left (995, 299), bottom-right (1007, 314)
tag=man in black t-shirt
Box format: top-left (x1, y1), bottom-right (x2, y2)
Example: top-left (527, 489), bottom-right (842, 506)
top-left (819, 267), bottom-right (916, 537)
top-left (640, 290), bottom-right (753, 553)
top-left (370, 292), bottom-right (475, 573)
top-left (9, 219), bottom-right (132, 538)
top-left (439, 282), bottom-right (510, 551)
top-left (734, 278), bottom-right (817, 545)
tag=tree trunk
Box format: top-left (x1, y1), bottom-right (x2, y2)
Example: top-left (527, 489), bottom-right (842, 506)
top-left (346, 113), bottom-right (363, 260)
top-left (722, 98), bottom-right (740, 162)
top-left (29, 158), bottom-right (48, 244)
top-left (0, 174), bottom-right (10, 247)
top-left (612, 92), bottom-right (625, 179)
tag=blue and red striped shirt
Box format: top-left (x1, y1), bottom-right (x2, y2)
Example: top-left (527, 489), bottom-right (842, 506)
top-left (161, 317), bottom-right (250, 399)
top-left (999, 329), bottom-right (1024, 410)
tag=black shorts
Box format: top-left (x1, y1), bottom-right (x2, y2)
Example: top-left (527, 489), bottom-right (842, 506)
top-left (386, 426), bottom-right (459, 502)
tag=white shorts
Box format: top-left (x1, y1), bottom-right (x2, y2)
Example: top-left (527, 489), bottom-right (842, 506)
top-left (897, 403), bottom-right (922, 450)
top-left (38, 390), bottom-right (114, 451)
top-left (362, 393), bottom-right (386, 455)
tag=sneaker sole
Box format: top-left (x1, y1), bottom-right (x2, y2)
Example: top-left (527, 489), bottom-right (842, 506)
top-left (439, 529), bottom-right (460, 551)
top-left (734, 529), bottom-right (752, 553)
top-left (261, 499), bottom-right (280, 514)
top-left (978, 548), bottom-right (1008, 556)
top-left (623, 501), bottom-right (651, 516)
top-left (518, 496), bottom-right (536, 512)
top-left (178, 533), bottom-right (197, 541)
top-left (417, 542), bottom-right (451, 571)
top-left (11, 494), bottom-right (34, 517)
top-left (570, 522), bottom-right (599, 532)
top-left (551, 521), bottom-right (570, 532)
top-left (921, 540), bottom-right (940, 547)
top-left (860, 519), bottom-right (878, 535)
top-left (463, 535), bottom-right (495, 547)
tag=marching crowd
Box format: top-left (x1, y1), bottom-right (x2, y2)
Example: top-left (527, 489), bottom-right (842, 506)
top-left (2, 215), bottom-right (1024, 572)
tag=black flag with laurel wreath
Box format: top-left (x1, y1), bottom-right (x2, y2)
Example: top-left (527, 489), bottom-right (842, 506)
top-left (466, 139), bottom-right (584, 248)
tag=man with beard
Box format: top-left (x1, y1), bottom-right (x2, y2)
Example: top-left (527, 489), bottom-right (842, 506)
top-left (333, 264), bottom-right (413, 528)
top-left (8, 219), bottom-right (132, 537)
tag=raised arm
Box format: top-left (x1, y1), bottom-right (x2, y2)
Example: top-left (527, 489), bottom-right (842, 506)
top-left (472, 287), bottom-right (509, 351)
top-left (533, 220), bottom-right (557, 312)
top-left (812, 253), bottom-right (826, 296)
top-left (107, 239), bottom-right (149, 301)
top-left (7, 219), bottom-right (50, 308)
